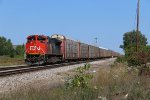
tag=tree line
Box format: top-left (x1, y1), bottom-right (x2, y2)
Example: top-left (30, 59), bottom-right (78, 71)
top-left (0, 36), bottom-right (24, 58)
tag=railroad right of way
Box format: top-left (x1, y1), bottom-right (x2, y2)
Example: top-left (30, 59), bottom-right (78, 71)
top-left (0, 58), bottom-right (116, 94)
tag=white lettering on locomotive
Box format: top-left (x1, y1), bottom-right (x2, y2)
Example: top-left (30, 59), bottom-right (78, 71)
top-left (30, 46), bottom-right (41, 50)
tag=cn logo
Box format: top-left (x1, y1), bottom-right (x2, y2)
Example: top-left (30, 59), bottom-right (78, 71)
top-left (30, 46), bottom-right (41, 50)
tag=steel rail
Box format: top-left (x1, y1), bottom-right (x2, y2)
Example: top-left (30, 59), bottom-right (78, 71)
top-left (0, 59), bottom-right (100, 77)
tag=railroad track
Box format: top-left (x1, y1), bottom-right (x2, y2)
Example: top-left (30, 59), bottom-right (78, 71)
top-left (0, 60), bottom-right (99, 77)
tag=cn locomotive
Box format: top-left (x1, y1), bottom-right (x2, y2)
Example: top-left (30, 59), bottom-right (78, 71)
top-left (25, 34), bottom-right (120, 65)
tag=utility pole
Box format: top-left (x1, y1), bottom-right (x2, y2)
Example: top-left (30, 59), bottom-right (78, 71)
top-left (136, 0), bottom-right (140, 51)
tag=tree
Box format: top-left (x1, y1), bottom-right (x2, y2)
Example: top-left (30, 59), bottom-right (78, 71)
top-left (120, 30), bottom-right (148, 66)
top-left (7, 39), bottom-right (14, 55)
top-left (15, 44), bottom-right (25, 56)
top-left (120, 30), bottom-right (147, 51)
top-left (0, 36), bottom-right (14, 57)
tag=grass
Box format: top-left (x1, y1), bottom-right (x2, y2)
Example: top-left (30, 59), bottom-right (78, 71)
top-left (0, 62), bottom-right (150, 100)
top-left (1, 87), bottom-right (97, 100)
top-left (0, 55), bottom-right (24, 67)
top-left (92, 63), bottom-right (150, 100)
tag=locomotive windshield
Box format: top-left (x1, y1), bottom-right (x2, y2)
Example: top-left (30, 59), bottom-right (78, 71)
top-left (37, 36), bottom-right (46, 43)
top-left (27, 36), bottom-right (35, 43)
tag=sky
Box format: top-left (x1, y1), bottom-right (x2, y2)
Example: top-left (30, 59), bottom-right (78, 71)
top-left (0, 0), bottom-right (150, 54)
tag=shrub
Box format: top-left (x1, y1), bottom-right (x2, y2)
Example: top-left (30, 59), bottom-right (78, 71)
top-left (65, 64), bottom-right (93, 89)
top-left (116, 56), bottom-right (126, 63)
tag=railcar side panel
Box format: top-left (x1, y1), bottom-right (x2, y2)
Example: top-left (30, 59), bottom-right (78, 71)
top-left (96, 47), bottom-right (100, 58)
top-left (89, 45), bottom-right (99, 58)
top-left (100, 48), bottom-right (105, 58)
top-left (107, 50), bottom-right (112, 57)
top-left (65, 39), bottom-right (78, 59)
top-left (89, 45), bottom-right (94, 58)
top-left (103, 49), bottom-right (108, 57)
top-left (99, 48), bottom-right (103, 58)
top-left (80, 43), bottom-right (89, 59)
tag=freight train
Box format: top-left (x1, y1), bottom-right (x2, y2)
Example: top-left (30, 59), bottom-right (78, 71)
top-left (25, 34), bottom-right (120, 65)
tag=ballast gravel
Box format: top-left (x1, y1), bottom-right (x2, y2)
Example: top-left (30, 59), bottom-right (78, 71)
top-left (0, 58), bottom-right (116, 93)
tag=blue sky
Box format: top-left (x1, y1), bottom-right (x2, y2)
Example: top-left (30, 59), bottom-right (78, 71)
top-left (0, 0), bottom-right (150, 53)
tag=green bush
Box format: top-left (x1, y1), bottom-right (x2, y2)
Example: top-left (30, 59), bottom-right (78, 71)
top-left (116, 56), bottom-right (126, 63)
top-left (65, 64), bottom-right (93, 89)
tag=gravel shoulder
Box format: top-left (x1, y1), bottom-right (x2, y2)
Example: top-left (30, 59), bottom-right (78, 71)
top-left (0, 58), bottom-right (116, 94)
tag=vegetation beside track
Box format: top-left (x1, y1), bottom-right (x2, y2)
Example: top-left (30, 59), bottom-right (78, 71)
top-left (0, 56), bottom-right (24, 67)
top-left (1, 61), bottom-right (150, 100)
top-left (120, 30), bottom-right (150, 76)
top-left (0, 36), bottom-right (25, 67)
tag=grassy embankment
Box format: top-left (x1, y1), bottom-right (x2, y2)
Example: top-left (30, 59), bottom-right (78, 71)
top-left (1, 62), bottom-right (150, 100)
top-left (0, 56), bottom-right (24, 67)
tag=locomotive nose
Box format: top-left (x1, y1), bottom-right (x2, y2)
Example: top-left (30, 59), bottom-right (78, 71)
top-left (27, 43), bottom-right (44, 54)
top-left (26, 41), bottom-right (42, 54)
top-left (26, 35), bottom-right (47, 55)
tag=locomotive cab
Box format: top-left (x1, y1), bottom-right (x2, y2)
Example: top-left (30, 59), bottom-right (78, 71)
top-left (37, 35), bottom-right (47, 43)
